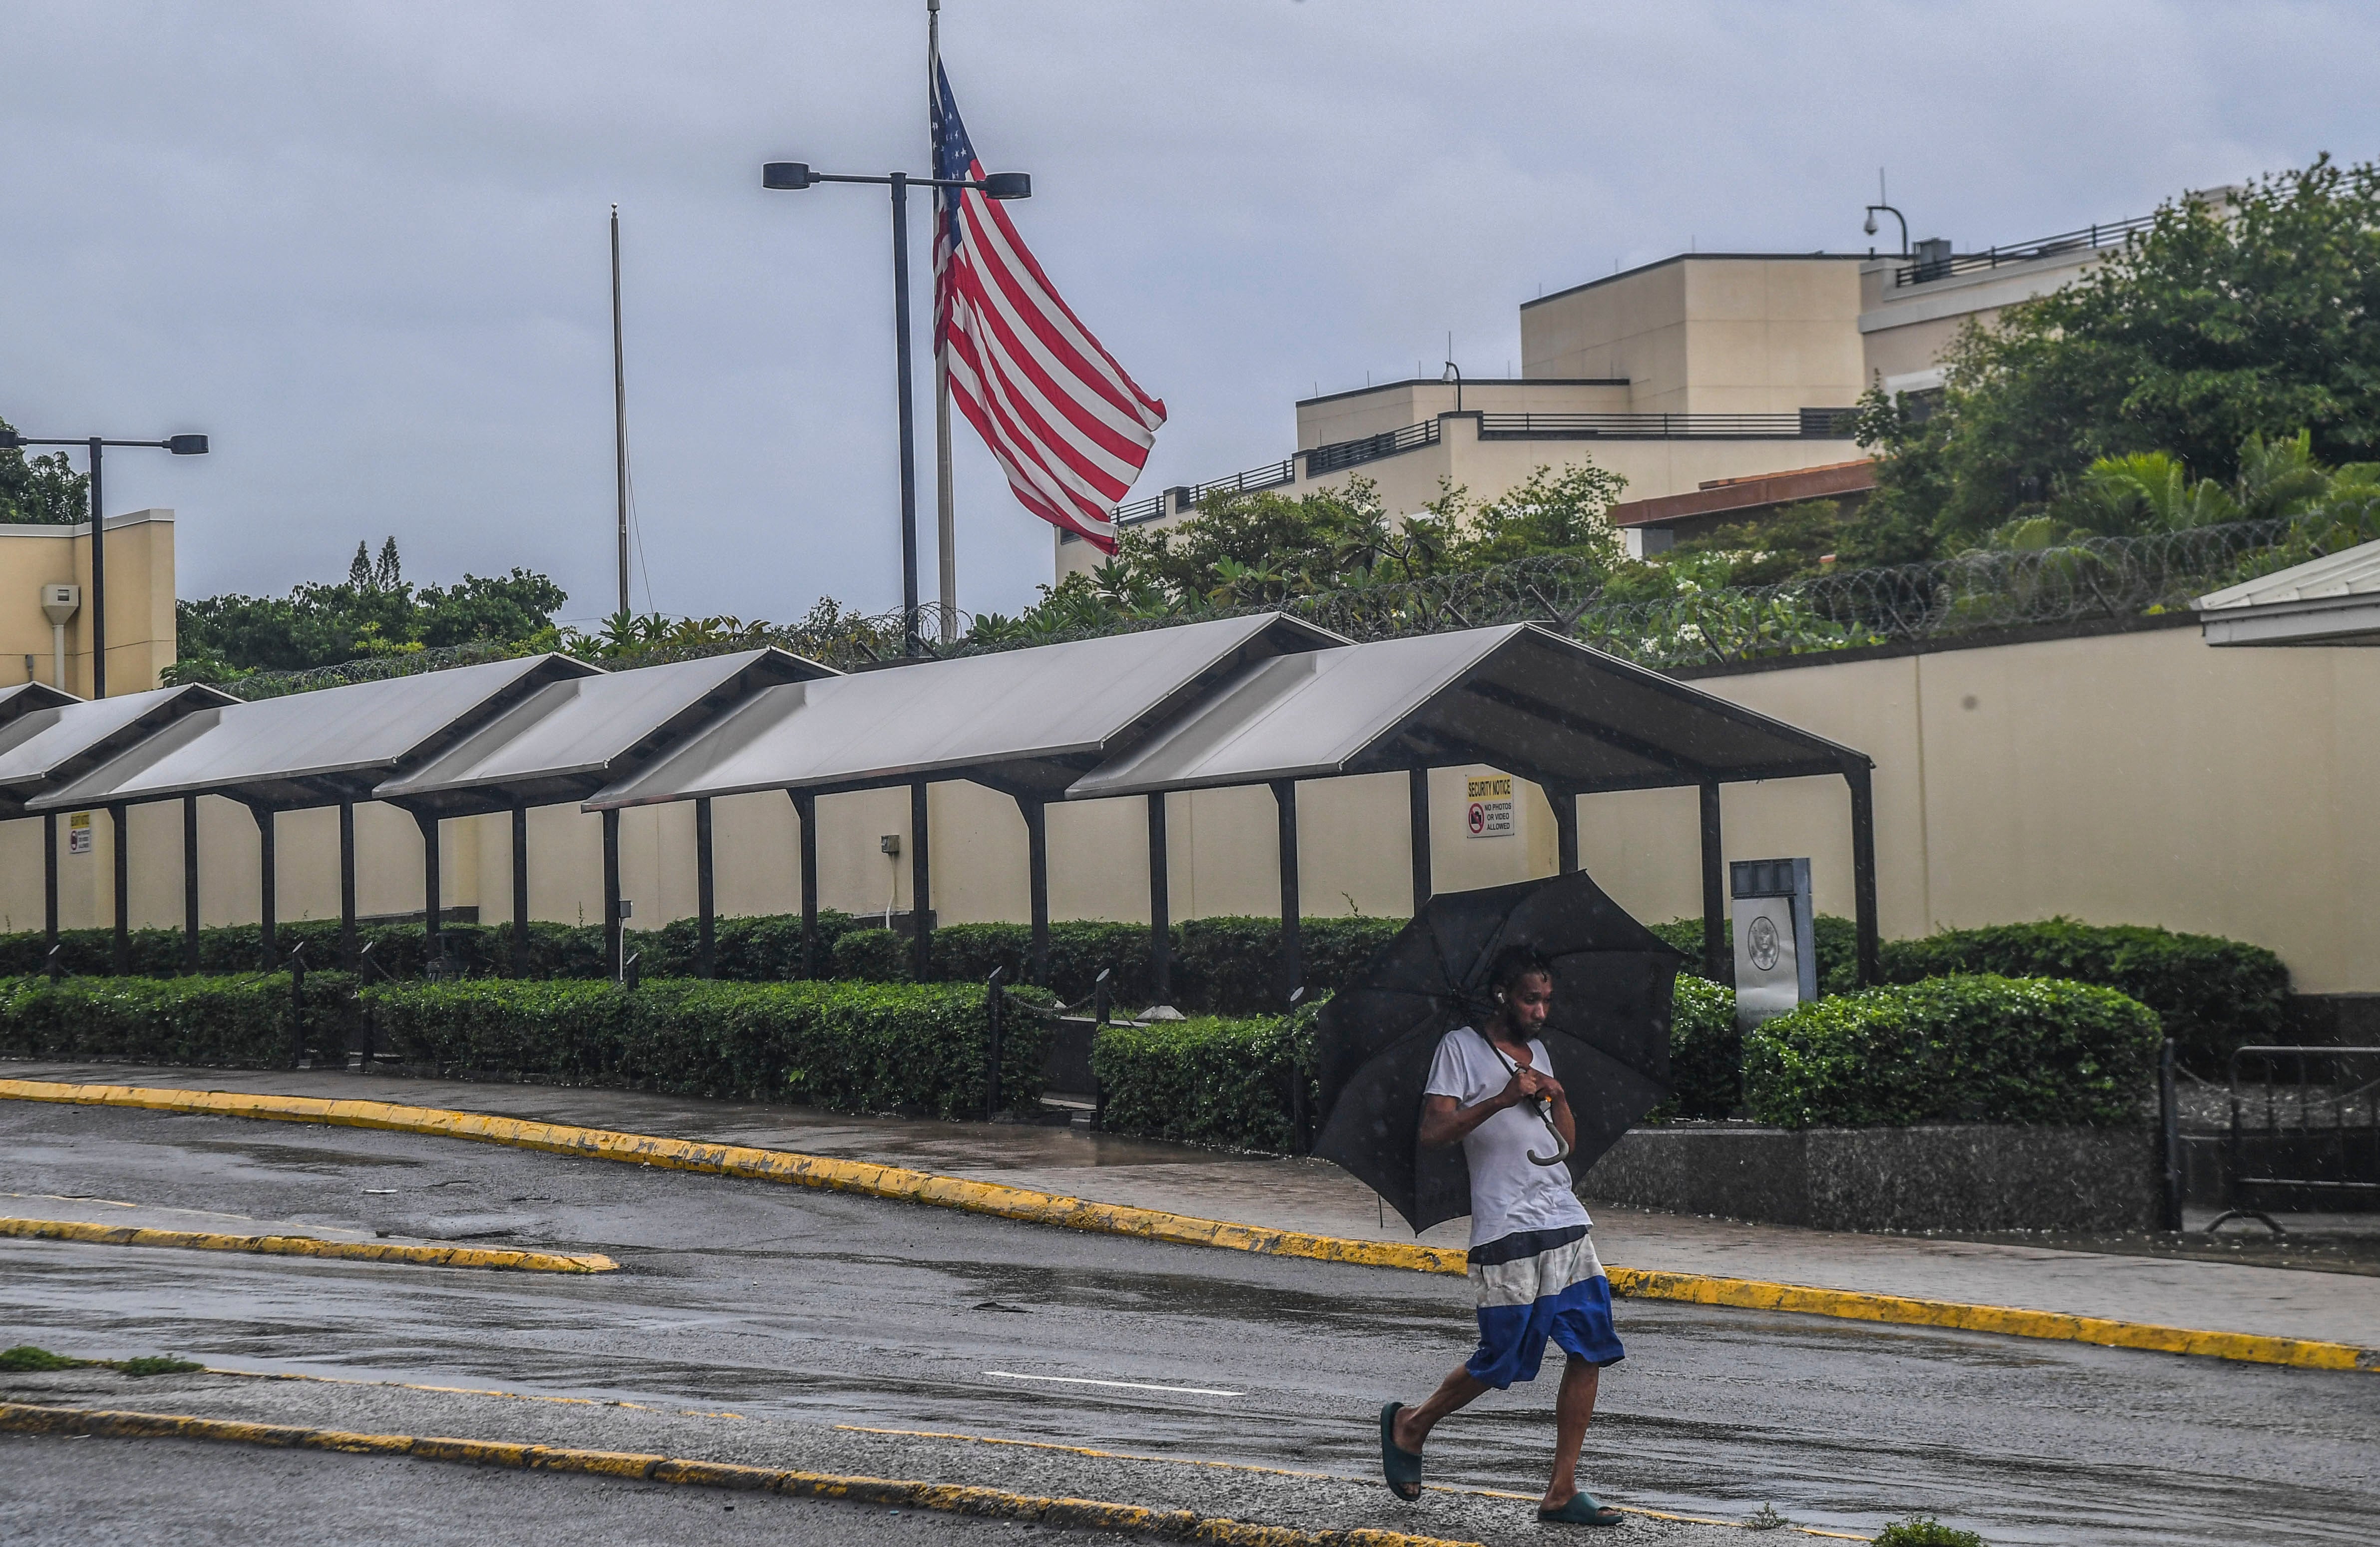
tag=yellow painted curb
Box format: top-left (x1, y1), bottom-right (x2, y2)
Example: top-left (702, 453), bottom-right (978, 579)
top-left (0, 1216), bottom-right (616, 1274)
top-left (0, 1401), bottom-right (1481, 1547)
top-left (8, 1077), bottom-right (2374, 1374)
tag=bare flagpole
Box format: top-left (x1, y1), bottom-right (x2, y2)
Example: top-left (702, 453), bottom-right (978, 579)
top-left (929, 0), bottom-right (959, 645)
top-left (611, 204), bottom-right (631, 620)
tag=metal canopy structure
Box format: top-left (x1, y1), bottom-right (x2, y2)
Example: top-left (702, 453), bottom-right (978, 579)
top-left (27, 655), bottom-right (595, 974)
top-left (0, 684), bottom-right (238, 818)
top-left (372, 648), bottom-right (834, 977)
top-left (2196, 538), bottom-right (2380, 647)
top-left (32, 655), bottom-right (594, 814)
top-left (1068, 623), bottom-right (1879, 997)
top-left (0, 683), bottom-right (240, 975)
top-left (586, 613), bottom-right (1342, 982)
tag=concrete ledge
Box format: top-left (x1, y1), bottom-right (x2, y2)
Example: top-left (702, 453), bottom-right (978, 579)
top-left (0, 1215), bottom-right (617, 1273)
top-left (1583, 1123), bottom-right (2158, 1233)
top-left (0, 1401), bottom-right (1486, 1547)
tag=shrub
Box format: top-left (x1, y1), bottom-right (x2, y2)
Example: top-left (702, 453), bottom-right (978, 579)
top-left (0, 912), bottom-right (860, 984)
top-left (1744, 975), bottom-right (2161, 1130)
top-left (362, 977), bottom-right (1052, 1119)
top-left (1876, 917), bottom-right (2288, 1069)
top-left (0, 972), bottom-right (360, 1067)
top-left (830, 928), bottom-right (913, 983)
top-left (928, 921), bottom-right (1156, 1004)
top-left (1171, 915), bottom-right (1402, 1015)
top-left (1092, 1001), bottom-right (1324, 1154)
top-left (1652, 974), bottom-right (1741, 1121)
top-left (1872, 1517), bottom-right (1986, 1547)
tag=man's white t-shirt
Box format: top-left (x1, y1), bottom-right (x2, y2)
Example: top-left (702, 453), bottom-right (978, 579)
top-left (1424, 1026), bottom-right (1593, 1250)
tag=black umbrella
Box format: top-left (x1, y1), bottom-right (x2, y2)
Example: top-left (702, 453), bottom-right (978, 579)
top-left (1311, 869), bottom-right (1684, 1235)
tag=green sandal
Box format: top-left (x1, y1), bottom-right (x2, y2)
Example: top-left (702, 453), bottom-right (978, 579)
top-left (1538, 1493), bottom-right (1623, 1527)
top-left (1378, 1403), bottom-right (1423, 1500)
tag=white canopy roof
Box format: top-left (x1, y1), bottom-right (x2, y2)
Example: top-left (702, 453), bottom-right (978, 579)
top-left (584, 613), bottom-right (1340, 809)
top-left (2196, 538), bottom-right (2380, 646)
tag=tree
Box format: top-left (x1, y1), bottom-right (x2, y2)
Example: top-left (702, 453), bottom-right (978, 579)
top-left (172, 540), bottom-right (568, 679)
top-left (1858, 156), bottom-right (2380, 550)
top-left (0, 415), bottom-right (88, 525)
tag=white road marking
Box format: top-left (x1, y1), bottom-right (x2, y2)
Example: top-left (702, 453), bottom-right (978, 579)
top-left (983, 1370), bottom-right (1242, 1397)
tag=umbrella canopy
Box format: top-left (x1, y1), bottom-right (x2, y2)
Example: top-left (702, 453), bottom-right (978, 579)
top-left (1312, 870), bottom-right (1683, 1235)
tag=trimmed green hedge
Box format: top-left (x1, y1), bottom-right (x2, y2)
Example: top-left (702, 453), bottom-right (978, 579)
top-left (1659, 914), bottom-right (2288, 1066)
top-left (1743, 975), bottom-right (2162, 1130)
top-left (0, 972), bottom-right (360, 1067)
top-left (0, 913), bottom-right (865, 983)
top-left (1875, 918), bottom-right (2287, 1069)
top-left (810, 915), bottom-right (1402, 1016)
top-left (1653, 975), bottom-right (1740, 1121)
top-left (1091, 1002), bottom-right (1324, 1154)
top-left (361, 977), bottom-right (1051, 1119)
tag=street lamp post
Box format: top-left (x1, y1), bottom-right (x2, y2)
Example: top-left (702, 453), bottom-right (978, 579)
top-left (0, 430), bottom-right (209, 698)
top-left (760, 160), bottom-right (1029, 656)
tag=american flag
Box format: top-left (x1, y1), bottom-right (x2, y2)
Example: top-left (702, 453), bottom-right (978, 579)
top-left (934, 64), bottom-right (1164, 553)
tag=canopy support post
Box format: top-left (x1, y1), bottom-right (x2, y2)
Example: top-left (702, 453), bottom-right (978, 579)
top-left (1699, 780), bottom-right (1726, 980)
top-left (253, 805), bottom-right (277, 969)
top-left (1146, 793), bottom-right (1170, 1004)
top-left (1407, 767), bottom-right (1431, 911)
top-left (695, 796), bottom-right (716, 979)
top-left (510, 802), bottom-right (530, 977)
top-left (1551, 787), bottom-right (1578, 876)
top-left (601, 808), bottom-right (621, 981)
top-left (42, 813), bottom-right (57, 966)
top-left (182, 796), bottom-right (200, 974)
top-left (1845, 764), bottom-right (1880, 986)
top-left (415, 810), bottom-right (440, 973)
top-left (109, 804), bottom-right (129, 975)
top-left (338, 799), bottom-right (358, 971)
top-left (909, 780), bottom-right (933, 980)
top-left (1273, 778), bottom-right (1301, 1007)
top-left (790, 791), bottom-right (818, 977)
top-left (1016, 795), bottom-right (1049, 987)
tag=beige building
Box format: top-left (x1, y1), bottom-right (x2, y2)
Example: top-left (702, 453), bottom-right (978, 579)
top-left (1068, 206), bottom-right (2187, 575)
top-left (0, 510), bottom-right (177, 696)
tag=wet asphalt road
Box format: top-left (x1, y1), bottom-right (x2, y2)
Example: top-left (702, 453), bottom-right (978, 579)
top-left (2, 1100), bottom-right (2376, 1545)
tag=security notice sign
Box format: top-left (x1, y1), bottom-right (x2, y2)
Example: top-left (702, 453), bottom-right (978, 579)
top-left (1464, 776), bottom-right (1514, 839)
top-left (67, 812), bottom-right (93, 855)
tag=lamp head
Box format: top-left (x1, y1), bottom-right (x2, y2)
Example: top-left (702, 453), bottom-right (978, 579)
top-left (1863, 209), bottom-right (1879, 236)
top-left (0, 430), bottom-right (20, 450)
top-left (762, 162), bottom-right (814, 191)
top-left (165, 434), bottom-right (209, 455)
top-left (980, 171), bottom-right (1031, 200)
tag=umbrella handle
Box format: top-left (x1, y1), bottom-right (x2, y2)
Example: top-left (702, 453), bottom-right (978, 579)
top-left (1525, 1097), bottom-right (1571, 1167)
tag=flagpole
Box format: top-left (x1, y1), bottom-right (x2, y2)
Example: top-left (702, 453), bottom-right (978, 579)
top-left (929, 0), bottom-right (959, 646)
top-left (611, 204), bottom-right (630, 620)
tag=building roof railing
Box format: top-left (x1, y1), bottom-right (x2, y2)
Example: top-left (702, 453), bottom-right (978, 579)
top-left (1087, 410), bottom-right (1860, 538)
top-left (1892, 213), bottom-right (2156, 288)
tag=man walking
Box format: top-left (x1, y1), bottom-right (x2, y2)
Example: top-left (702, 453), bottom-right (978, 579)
top-left (1379, 947), bottom-right (1626, 1527)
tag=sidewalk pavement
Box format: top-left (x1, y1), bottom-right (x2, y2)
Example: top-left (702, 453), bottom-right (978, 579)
top-left (10, 1059), bottom-right (2379, 1353)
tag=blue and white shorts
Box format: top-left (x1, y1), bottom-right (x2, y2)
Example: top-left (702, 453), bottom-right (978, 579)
top-left (1465, 1224), bottom-right (1625, 1389)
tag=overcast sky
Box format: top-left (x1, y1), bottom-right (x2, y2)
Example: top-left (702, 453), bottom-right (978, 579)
top-left (3, 1), bottom-right (2374, 627)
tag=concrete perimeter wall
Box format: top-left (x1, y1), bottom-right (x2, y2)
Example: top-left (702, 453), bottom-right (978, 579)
top-left (3, 620), bottom-right (2372, 995)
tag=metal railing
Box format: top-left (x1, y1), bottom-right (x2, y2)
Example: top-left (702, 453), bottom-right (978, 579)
top-left (2210, 1046), bottom-right (2380, 1230)
top-left (1107, 457), bottom-right (1298, 531)
top-left (1892, 213), bottom-right (2156, 287)
top-left (1478, 409), bottom-right (1857, 440)
top-left (1303, 418), bottom-right (1439, 476)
